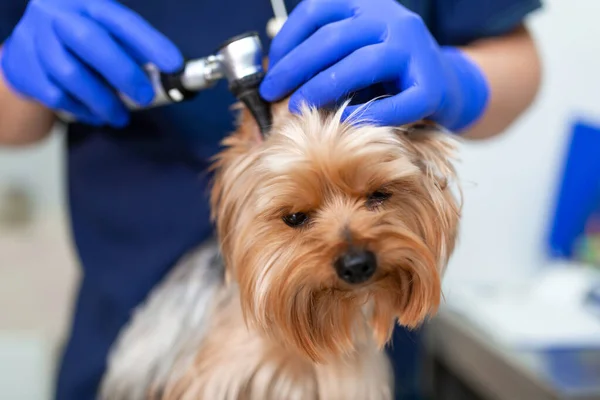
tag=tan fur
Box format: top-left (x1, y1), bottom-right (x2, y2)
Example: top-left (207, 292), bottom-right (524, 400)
top-left (160, 284), bottom-right (392, 400)
top-left (209, 98), bottom-right (461, 365)
top-left (101, 95), bottom-right (461, 400)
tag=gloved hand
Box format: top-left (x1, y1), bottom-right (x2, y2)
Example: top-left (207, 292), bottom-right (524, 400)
top-left (0, 0), bottom-right (183, 127)
top-left (259, 0), bottom-right (490, 132)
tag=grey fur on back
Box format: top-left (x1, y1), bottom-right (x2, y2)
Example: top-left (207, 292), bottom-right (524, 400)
top-left (98, 238), bottom-right (224, 400)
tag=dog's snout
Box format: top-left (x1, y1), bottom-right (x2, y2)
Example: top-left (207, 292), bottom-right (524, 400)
top-left (334, 248), bottom-right (376, 284)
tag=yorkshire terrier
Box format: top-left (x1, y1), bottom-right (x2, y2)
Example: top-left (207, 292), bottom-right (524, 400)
top-left (99, 97), bottom-right (462, 400)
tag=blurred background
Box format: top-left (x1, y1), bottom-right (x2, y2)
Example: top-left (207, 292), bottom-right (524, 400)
top-left (1, 0), bottom-right (600, 399)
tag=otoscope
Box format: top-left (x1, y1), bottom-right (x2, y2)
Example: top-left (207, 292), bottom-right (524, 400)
top-left (59, 31), bottom-right (273, 135)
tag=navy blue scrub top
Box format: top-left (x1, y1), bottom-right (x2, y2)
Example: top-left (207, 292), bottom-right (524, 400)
top-left (0, 0), bottom-right (542, 398)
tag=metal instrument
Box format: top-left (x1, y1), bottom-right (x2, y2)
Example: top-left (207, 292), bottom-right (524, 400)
top-left (60, 31), bottom-right (273, 134)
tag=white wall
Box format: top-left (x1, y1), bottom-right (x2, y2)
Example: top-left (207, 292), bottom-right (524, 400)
top-left (444, 0), bottom-right (600, 288)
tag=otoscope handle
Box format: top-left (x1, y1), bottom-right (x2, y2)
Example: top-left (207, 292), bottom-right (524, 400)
top-left (125, 63), bottom-right (198, 109)
top-left (57, 57), bottom-right (223, 122)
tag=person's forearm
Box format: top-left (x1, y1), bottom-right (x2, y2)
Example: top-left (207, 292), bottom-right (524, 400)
top-left (0, 47), bottom-right (56, 146)
top-left (458, 25), bottom-right (541, 140)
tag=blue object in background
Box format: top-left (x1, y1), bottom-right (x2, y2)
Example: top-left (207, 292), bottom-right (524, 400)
top-left (547, 120), bottom-right (600, 259)
top-left (540, 348), bottom-right (600, 397)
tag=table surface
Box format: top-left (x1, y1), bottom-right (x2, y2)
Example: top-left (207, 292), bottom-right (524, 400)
top-left (424, 308), bottom-right (600, 400)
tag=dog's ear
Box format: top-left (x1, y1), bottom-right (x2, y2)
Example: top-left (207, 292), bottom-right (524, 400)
top-left (230, 102), bottom-right (263, 145)
top-left (400, 121), bottom-right (462, 272)
top-left (401, 121), bottom-right (459, 192)
top-left (210, 97), bottom-right (292, 223)
top-left (231, 97), bottom-right (292, 144)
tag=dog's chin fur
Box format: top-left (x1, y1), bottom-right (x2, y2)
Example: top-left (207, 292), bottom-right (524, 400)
top-left (99, 98), bottom-right (462, 400)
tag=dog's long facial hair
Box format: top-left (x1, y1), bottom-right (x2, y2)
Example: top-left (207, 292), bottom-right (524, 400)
top-left (100, 97), bottom-right (461, 400)
top-left (209, 99), bottom-right (461, 364)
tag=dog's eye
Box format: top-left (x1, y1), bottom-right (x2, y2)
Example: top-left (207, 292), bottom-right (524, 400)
top-left (282, 212), bottom-right (309, 228)
top-left (367, 191), bottom-right (391, 208)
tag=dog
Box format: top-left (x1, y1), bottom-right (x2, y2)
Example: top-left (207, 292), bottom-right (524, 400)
top-left (98, 97), bottom-right (462, 400)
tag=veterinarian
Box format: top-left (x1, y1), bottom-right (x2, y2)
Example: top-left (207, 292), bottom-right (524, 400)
top-left (0, 0), bottom-right (542, 398)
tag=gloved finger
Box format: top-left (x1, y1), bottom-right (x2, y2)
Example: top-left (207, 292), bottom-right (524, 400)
top-left (343, 45), bottom-right (445, 127)
top-left (260, 18), bottom-right (384, 102)
top-left (288, 44), bottom-right (406, 112)
top-left (268, 0), bottom-right (354, 68)
top-left (341, 85), bottom-right (437, 127)
top-left (84, 0), bottom-right (183, 73)
top-left (403, 44), bottom-right (446, 123)
top-left (398, 40), bottom-right (445, 116)
top-left (36, 25), bottom-right (129, 127)
top-left (52, 13), bottom-right (155, 108)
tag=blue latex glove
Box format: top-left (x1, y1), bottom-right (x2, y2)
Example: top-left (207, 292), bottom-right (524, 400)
top-left (1, 0), bottom-right (183, 127)
top-left (259, 0), bottom-right (490, 132)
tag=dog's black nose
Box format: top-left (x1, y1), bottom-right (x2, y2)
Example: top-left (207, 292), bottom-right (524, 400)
top-left (334, 249), bottom-right (377, 284)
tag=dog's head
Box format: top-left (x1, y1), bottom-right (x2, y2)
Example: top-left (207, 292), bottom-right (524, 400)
top-left (210, 99), bottom-right (461, 362)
